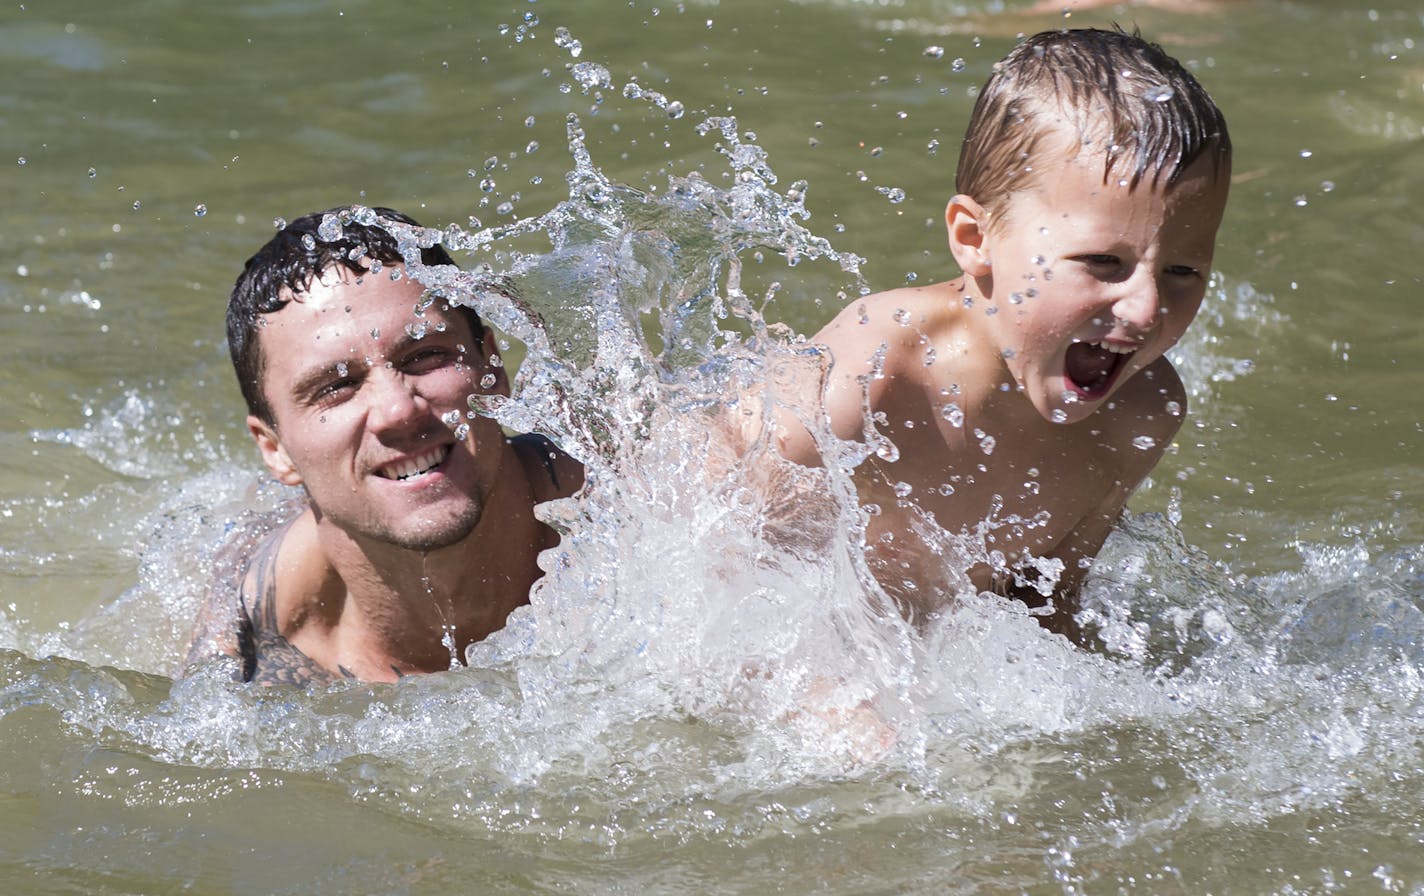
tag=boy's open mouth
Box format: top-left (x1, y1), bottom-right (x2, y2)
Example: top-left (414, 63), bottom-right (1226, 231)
top-left (1064, 340), bottom-right (1134, 398)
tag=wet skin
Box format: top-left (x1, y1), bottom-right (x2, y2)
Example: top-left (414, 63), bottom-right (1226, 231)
top-left (775, 144), bottom-right (1230, 634)
top-left (189, 265), bottom-right (581, 684)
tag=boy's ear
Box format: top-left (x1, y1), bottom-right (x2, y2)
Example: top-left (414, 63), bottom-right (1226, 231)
top-left (248, 415), bottom-right (304, 487)
top-left (946, 194), bottom-right (994, 278)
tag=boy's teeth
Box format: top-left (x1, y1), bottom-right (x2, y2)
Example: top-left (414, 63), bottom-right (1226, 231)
top-left (381, 446), bottom-right (448, 480)
top-left (1093, 340), bottom-right (1137, 355)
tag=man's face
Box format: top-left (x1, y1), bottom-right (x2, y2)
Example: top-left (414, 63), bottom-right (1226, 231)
top-left (977, 143), bottom-right (1230, 424)
top-left (249, 265), bottom-right (508, 551)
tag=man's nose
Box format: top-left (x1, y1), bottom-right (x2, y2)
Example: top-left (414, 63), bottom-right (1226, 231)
top-left (366, 372), bottom-right (427, 433)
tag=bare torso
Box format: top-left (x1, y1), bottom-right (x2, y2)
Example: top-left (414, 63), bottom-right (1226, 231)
top-left (780, 282), bottom-right (1184, 634)
top-left (185, 434), bottom-right (581, 686)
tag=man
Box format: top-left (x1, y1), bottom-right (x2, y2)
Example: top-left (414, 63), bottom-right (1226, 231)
top-left (185, 207), bottom-right (582, 686)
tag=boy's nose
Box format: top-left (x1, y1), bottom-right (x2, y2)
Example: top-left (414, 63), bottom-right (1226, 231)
top-left (1111, 277), bottom-right (1161, 333)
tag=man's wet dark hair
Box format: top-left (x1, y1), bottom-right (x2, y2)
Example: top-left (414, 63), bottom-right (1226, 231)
top-left (227, 206), bottom-right (482, 424)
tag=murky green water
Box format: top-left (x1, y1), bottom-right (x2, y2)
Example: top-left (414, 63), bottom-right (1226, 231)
top-left (3, 1), bottom-right (1423, 893)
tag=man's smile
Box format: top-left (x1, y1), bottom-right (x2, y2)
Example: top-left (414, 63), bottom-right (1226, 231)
top-left (376, 444), bottom-right (452, 481)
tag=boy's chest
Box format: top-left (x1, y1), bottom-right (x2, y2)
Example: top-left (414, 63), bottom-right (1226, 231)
top-left (864, 418), bottom-right (1129, 560)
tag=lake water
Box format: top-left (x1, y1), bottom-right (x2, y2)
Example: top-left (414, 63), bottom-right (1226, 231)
top-left (3, 0), bottom-right (1423, 893)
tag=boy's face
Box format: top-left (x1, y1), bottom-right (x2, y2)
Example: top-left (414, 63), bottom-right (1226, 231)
top-left (976, 142), bottom-right (1229, 425)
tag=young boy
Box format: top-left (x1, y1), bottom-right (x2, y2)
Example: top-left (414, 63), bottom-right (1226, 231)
top-left (774, 28), bottom-right (1231, 639)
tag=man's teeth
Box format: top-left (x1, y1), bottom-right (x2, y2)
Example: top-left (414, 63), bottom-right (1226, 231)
top-left (382, 446), bottom-right (448, 480)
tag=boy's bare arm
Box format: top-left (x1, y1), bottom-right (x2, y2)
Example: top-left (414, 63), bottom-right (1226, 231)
top-left (769, 290), bottom-right (939, 466)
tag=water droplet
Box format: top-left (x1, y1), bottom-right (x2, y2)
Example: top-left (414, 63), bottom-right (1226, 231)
top-left (1143, 84), bottom-right (1174, 103)
top-left (131, 200), bottom-right (141, 211)
top-left (480, 373), bottom-right (498, 389)
top-left (893, 481), bottom-right (913, 498)
top-left (442, 410), bottom-right (461, 427)
top-left (923, 45), bottom-right (945, 59)
top-left (193, 203), bottom-right (207, 217)
top-left (952, 58), bottom-right (967, 73)
top-left (1132, 435), bottom-right (1157, 450)
top-left (317, 213), bottom-right (342, 240)
top-left (877, 186), bottom-right (906, 204)
top-left (941, 403), bottom-right (964, 428)
top-left (479, 177), bottom-right (497, 193)
top-left (666, 100), bottom-right (685, 119)
top-left (1050, 409), bottom-right (1068, 423)
top-left (17, 157), bottom-right (26, 166)
top-left (1008, 292), bottom-right (1024, 305)
top-left (1165, 400), bottom-right (1182, 416)
top-left (976, 430), bottom-right (996, 455)
top-left (553, 26), bottom-right (582, 57)
top-left (87, 167), bottom-right (97, 178)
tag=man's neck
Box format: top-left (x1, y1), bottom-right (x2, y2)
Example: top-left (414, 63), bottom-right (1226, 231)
top-left (304, 463), bottom-right (549, 680)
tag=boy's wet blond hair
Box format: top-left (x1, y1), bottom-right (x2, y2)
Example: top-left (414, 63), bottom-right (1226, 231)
top-left (956, 28), bottom-right (1230, 228)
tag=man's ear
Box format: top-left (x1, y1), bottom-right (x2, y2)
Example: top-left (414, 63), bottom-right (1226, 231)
top-left (477, 327), bottom-right (511, 397)
top-left (247, 415), bottom-right (303, 487)
top-left (946, 194), bottom-right (994, 278)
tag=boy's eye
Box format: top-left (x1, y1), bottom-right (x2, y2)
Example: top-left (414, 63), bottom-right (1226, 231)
top-left (1075, 254), bottom-right (1120, 268)
top-left (1164, 264), bottom-right (1201, 278)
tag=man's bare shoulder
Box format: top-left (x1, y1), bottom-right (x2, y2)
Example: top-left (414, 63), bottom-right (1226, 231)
top-left (512, 433), bottom-right (584, 503)
top-left (182, 504), bottom-right (340, 686)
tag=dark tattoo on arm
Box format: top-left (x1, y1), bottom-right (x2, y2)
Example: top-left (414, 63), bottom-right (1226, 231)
top-left (235, 525), bottom-right (342, 688)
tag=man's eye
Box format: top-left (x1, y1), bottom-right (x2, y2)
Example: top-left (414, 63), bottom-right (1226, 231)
top-left (1078, 254), bottom-right (1119, 266)
top-left (405, 347), bottom-right (458, 373)
top-left (316, 378), bottom-right (356, 400)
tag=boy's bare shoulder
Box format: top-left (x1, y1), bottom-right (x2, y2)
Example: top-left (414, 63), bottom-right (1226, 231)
top-left (1096, 355), bottom-right (1190, 462)
top-left (815, 280), bottom-right (970, 371)
top-left (819, 282), bottom-right (963, 337)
